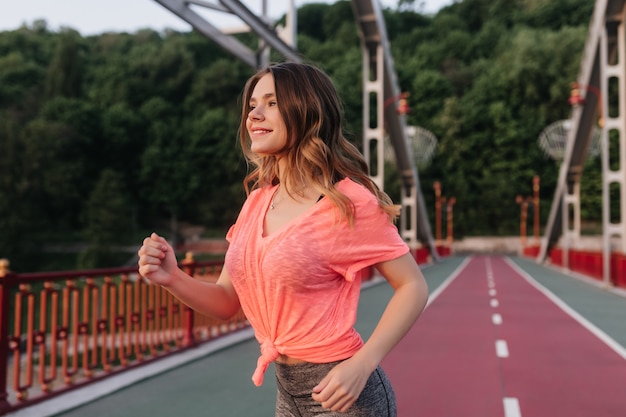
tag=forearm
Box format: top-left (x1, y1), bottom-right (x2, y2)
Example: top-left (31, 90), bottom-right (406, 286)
top-left (162, 268), bottom-right (240, 320)
top-left (354, 277), bottom-right (428, 371)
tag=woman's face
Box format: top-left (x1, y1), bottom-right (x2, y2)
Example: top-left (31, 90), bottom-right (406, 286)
top-left (246, 73), bottom-right (288, 156)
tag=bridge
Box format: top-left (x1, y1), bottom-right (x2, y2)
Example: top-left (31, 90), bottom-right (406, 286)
top-left (1, 0), bottom-right (626, 416)
top-left (5, 255), bottom-right (626, 417)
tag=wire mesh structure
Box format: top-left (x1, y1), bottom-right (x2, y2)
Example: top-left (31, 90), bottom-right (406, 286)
top-left (538, 119), bottom-right (601, 162)
top-left (385, 126), bottom-right (438, 168)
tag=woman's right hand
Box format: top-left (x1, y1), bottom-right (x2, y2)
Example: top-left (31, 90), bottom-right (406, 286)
top-left (137, 233), bottom-right (178, 286)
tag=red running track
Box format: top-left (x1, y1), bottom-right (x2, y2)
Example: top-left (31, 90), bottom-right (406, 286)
top-left (382, 255), bottom-right (626, 417)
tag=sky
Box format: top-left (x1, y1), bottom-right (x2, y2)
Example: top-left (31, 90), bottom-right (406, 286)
top-left (0, 0), bottom-right (454, 35)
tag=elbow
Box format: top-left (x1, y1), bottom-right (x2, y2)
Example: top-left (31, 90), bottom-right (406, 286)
top-left (409, 275), bottom-right (429, 312)
top-left (215, 306), bottom-right (241, 321)
top-left (215, 298), bottom-right (242, 321)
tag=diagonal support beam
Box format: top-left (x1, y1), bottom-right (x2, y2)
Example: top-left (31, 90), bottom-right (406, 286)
top-left (218, 0), bottom-right (302, 63)
top-left (539, 0), bottom-right (626, 272)
top-left (154, 0), bottom-right (301, 68)
top-left (351, 0), bottom-right (437, 260)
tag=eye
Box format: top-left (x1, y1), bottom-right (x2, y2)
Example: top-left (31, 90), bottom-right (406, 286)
top-left (269, 101), bottom-right (277, 107)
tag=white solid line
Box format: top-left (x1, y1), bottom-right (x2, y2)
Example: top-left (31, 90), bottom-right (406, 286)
top-left (492, 313), bottom-right (503, 325)
top-left (489, 289), bottom-right (497, 296)
top-left (425, 257), bottom-right (473, 308)
top-left (496, 340), bottom-right (509, 357)
top-left (490, 298), bottom-right (499, 308)
top-left (505, 258), bottom-right (626, 361)
top-left (503, 397), bottom-right (522, 417)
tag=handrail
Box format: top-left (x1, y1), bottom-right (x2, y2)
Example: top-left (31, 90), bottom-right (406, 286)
top-left (0, 258), bottom-right (248, 415)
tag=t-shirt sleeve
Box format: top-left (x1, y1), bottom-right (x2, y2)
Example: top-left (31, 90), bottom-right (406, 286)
top-left (225, 224), bottom-right (235, 243)
top-left (225, 188), bottom-right (263, 244)
top-left (328, 189), bottom-right (409, 282)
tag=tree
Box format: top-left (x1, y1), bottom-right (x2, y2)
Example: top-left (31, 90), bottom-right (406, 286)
top-left (45, 31), bottom-right (84, 99)
top-left (138, 97), bottom-right (194, 242)
top-left (79, 169), bottom-right (134, 268)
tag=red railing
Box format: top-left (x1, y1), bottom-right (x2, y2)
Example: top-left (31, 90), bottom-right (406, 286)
top-left (521, 247), bottom-right (626, 288)
top-left (0, 258), bottom-right (248, 415)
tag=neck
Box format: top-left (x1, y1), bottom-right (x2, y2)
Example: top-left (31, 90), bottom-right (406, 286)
top-left (276, 157), bottom-right (288, 183)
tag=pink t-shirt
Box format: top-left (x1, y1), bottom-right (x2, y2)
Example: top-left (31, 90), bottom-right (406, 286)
top-left (225, 178), bottom-right (409, 386)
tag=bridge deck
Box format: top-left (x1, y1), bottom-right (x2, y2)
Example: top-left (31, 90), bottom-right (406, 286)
top-left (21, 255), bottom-right (626, 417)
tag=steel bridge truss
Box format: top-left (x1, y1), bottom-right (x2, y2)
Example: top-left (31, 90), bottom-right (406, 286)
top-left (539, 0), bottom-right (626, 286)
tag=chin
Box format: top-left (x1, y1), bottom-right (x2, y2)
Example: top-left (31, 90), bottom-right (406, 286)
top-left (251, 146), bottom-right (278, 156)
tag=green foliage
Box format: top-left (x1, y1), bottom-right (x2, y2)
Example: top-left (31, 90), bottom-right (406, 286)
top-left (82, 169), bottom-right (134, 246)
top-left (45, 31), bottom-right (84, 99)
top-left (0, 0), bottom-right (602, 270)
top-left (79, 169), bottom-right (135, 269)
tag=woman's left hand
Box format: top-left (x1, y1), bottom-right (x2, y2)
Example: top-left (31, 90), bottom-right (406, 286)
top-left (311, 357), bottom-right (373, 413)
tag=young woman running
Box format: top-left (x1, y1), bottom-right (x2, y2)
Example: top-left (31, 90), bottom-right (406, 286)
top-left (138, 62), bottom-right (429, 416)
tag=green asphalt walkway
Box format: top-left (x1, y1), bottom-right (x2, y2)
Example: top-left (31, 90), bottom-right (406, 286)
top-left (17, 255), bottom-right (624, 417)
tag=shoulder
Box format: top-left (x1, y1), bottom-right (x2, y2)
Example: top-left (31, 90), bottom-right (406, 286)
top-left (237, 185), bottom-right (274, 219)
top-left (336, 178), bottom-right (378, 207)
top-left (227, 185), bottom-right (273, 242)
top-left (244, 185), bottom-right (274, 206)
top-left (249, 186), bottom-right (269, 200)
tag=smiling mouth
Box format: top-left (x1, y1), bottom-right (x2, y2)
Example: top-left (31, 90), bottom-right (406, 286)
top-left (251, 129), bottom-right (272, 135)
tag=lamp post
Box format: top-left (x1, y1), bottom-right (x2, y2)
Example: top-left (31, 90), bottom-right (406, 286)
top-left (532, 175), bottom-right (540, 245)
top-left (516, 195), bottom-right (532, 247)
top-left (516, 176), bottom-right (541, 247)
top-left (569, 82), bottom-right (604, 127)
top-left (384, 92), bottom-right (410, 115)
top-left (446, 197), bottom-right (456, 245)
top-left (433, 181), bottom-right (442, 245)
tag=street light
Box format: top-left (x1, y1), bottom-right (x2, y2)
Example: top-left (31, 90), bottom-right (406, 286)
top-left (433, 181), bottom-right (442, 245)
top-left (516, 195), bottom-right (532, 247)
top-left (446, 197), bottom-right (456, 245)
top-left (516, 176), bottom-right (541, 247)
top-left (568, 82), bottom-right (604, 128)
top-left (384, 92), bottom-right (410, 115)
top-left (515, 195), bottom-right (539, 247)
top-left (532, 175), bottom-right (540, 245)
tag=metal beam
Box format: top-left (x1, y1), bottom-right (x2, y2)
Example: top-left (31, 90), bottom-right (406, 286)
top-left (155, 0), bottom-right (256, 67)
top-left (218, 0), bottom-right (302, 63)
top-left (538, 0), bottom-right (625, 263)
top-left (351, 0), bottom-right (437, 259)
top-left (153, 0), bottom-right (301, 68)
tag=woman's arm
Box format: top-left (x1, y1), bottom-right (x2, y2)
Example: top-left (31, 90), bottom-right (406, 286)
top-left (354, 251), bottom-right (428, 367)
top-left (138, 233), bottom-right (241, 320)
top-left (312, 252), bottom-right (428, 412)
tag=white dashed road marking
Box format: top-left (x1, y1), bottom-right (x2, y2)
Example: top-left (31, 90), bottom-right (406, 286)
top-left (503, 397), bottom-right (522, 417)
top-left (496, 340), bottom-right (509, 357)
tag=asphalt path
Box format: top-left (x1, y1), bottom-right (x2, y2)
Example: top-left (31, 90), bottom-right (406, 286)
top-left (385, 256), bottom-right (626, 416)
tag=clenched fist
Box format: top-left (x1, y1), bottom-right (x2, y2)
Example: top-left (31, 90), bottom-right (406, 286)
top-left (137, 233), bottom-right (178, 286)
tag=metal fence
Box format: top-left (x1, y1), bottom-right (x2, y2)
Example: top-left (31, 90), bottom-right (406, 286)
top-left (0, 257), bottom-right (248, 415)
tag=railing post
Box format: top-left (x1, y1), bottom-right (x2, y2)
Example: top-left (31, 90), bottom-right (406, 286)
top-left (181, 253), bottom-right (196, 347)
top-left (0, 259), bottom-right (14, 413)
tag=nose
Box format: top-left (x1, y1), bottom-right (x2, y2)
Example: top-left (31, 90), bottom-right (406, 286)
top-left (248, 106), bottom-right (264, 121)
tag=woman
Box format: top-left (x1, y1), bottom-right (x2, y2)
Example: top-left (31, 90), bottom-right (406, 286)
top-left (138, 62), bottom-right (429, 416)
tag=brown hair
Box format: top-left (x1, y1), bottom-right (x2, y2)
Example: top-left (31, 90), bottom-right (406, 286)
top-left (238, 62), bottom-right (398, 223)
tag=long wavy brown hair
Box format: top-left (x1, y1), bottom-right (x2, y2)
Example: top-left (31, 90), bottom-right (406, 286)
top-left (238, 62), bottom-right (399, 223)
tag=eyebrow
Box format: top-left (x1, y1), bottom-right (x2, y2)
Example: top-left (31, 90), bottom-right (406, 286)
top-left (249, 92), bottom-right (276, 103)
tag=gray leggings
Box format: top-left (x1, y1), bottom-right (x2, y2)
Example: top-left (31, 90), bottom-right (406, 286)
top-left (274, 360), bottom-right (397, 416)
